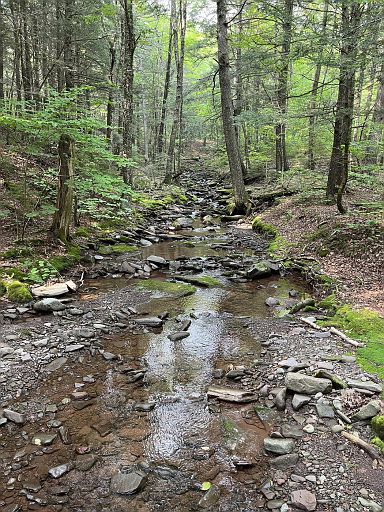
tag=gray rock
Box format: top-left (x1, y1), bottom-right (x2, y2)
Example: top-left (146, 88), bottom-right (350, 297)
top-left (267, 500), bottom-right (285, 510)
top-left (45, 357), bottom-right (68, 373)
top-left (265, 297), bottom-right (280, 307)
top-left (351, 400), bottom-right (381, 422)
top-left (3, 409), bottom-right (25, 424)
top-left (120, 261), bottom-right (136, 273)
top-left (281, 424), bottom-right (303, 439)
top-left (198, 484), bottom-right (221, 509)
top-left (331, 425), bottom-right (344, 433)
top-left (316, 400), bottom-right (335, 418)
top-left (34, 298), bottom-right (66, 312)
top-left (269, 453), bottom-right (299, 469)
top-left (285, 372), bottom-right (332, 395)
top-left (102, 351), bottom-right (117, 361)
top-left (226, 369), bottom-right (245, 380)
top-left (357, 498), bottom-right (383, 512)
top-left (275, 388), bottom-right (287, 411)
top-left (292, 394), bottom-right (311, 410)
top-left (32, 280), bottom-right (77, 298)
top-left (315, 370), bottom-right (347, 389)
top-left (291, 489), bottom-right (317, 511)
top-left (32, 433), bottom-right (57, 446)
top-left (135, 317), bottom-right (163, 327)
top-left (49, 464), bottom-right (71, 478)
top-left (146, 255), bottom-right (168, 266)
top-left (110, 469), bottom-right (147, 495)
top-left (0, 346), bottom-right (15, 358)
top-left (168, 331), bottom-right (190, 342)
top-left (264, 437), bottom-right (295, 455)
top-left (64, 344), bottom-right (84, 352)
top-left (74, 328), bottom-right (94, 339)
top-left (246, 262), bottom-right (272, 279)
top-left (347, 379), bottom-right (383, 393)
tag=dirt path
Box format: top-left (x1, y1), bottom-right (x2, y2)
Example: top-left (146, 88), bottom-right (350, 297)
top-left (0, 179), bottom-right (383, 512)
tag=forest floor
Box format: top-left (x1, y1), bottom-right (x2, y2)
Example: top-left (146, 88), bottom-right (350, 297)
top-left (0, 163), bottom-right (383, 512)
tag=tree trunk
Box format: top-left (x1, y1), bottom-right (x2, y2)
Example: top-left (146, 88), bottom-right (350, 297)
top-left (19, 0), bottom-right (33, 101)
top-left (216, 0), bottom-right (248, 213)
top-left (106, 39), bottom-right (116, 147)
top-left (164, 0), bottom-right (187, 183)
top-left (275, 0), bottom-right (293, 175)
top-left (10, 0), bottom-right (22, 101)
top-left (0, 0), bottom-right (5, 100)
top-left (365, 64), bottom-right (384, 164)
top-left (308, 0), bottom-right (328, 170)
top-left (51, 134), bottom-right (75, 242)
top-left (327, 2), bottom-right (363, 204)
top-left (121, 0), bottom-right (135, 185)
top-left (234, 8), bottom-right (247, 177)
top-left (156, 16), bottom-right (173, 155)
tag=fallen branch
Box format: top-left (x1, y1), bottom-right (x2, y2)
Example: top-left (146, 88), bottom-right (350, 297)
top-left (341, 431), bottom-right (381, 461)
top-left (299, 317), bottom-right (363, 347)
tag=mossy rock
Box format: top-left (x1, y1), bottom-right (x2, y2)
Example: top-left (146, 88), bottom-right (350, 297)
top-left (251, 216), bottom-right (278, 236)
top-left (318, 293), bottom-right (339, 312)
top-left (3, 267), bottom-right (27, 280)
top-left (136, 279), bottom-right (196, 297)
top-left (99, 244), bottom-right (138, 255)
top-left (0, 280), bottom-right (7, 297)
top-left (175, 275), bottom-right (221, 288)
top-left (1, 247), bottom-right (33, 260)
top-left (372, 436), bottom-right (384, 455)
top-left (371, 415), bottom-right (384, 440)
top-left (74, 227), bottom-right (90, 237)
top-left (6, 281), bottom-right (33, 303)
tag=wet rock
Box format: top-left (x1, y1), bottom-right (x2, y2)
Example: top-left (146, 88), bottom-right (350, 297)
top-left (291, 489), bottom-right (317, 511)
top-left (45, 357), bottom-right (68, 372)
top-left (147, 255), bottom-right (168, 266)
top-left (110, 468), bottom-right (148, 495)
top-left (207, 385), bottom-right (256, 403)
top-left (64, 344), bottom-right (84, 352)
top-left (270, 453), bottom-right (299, 469)
top-left (3, 409), bottom-right (25, 424)
top-left (32, 433), bottom-right (57, 446)
top-left (72, 399), bottom-right (95, 411)
top-left (246, 262), bottom-right (272, 279)
top-left (59, 426), bottom-right (71, 444)
top-left (135, 317), bottom-right (164, 327)
top-left (292, 394), bottom-right (311, 410)
top-left (168, 331), bottom-right (190, 342)
top-left (32, 280), bottom-right (77, 298)
top-left (265, 297), bottom-right (280, 307)
top-left (134, 402), bottom-right (155, 412)
top-left (226, 369), bottom-right (246, 380)
top-left (285, 372), bottom-right (332, 395)
top-left (179, 319), bottom-right (192, 331)
top-left (198, 484), bottom-right (221, 509)
top-left (34, 298), bottom-right (66, 312)
top-left (351, 400), bottom-right (381, 421)
top-left (275, 388), bottom-right (287, 410)
top-left (48, 464), bottom-right (71, 478)
top-left (174, 217), bottom-right (193, 229)
top-left (264, 437), bottom-right (295, 454)
top-left (347, 379), bottom-right (383, 393)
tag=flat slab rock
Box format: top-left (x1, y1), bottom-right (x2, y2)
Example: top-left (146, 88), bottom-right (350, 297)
top-left (291, 489), bottom-right (317, 511)
top-left (32, 280), bottom-right (77, 298)
top-left (135, 317), bottom-right (164, 327)
top-left (110, 470), bottom-right (147, 495)
top-left (347, 379), bottom-right (383, 394)
top-left (207, 385), bottom-right (257, 403)
top-left (264, 437), bottom-right (295, 455)
top-left (285, 372), bottom-right (332, 395)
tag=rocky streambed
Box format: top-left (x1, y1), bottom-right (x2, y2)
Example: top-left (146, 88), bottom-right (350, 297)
top-left (0, 182), bottom-right (383, 512)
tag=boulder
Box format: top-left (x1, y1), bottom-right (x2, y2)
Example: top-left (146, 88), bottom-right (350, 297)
top-left (32, 280), bottom-right (77, 298)
top-left (291, 490), bottom-right (317, 511)
top-left (264, 437), bottom-right (295, 455)
top-left (34, 298), bottom-right (66, 312)
top-left (285, 372), bottom-right (332, 395)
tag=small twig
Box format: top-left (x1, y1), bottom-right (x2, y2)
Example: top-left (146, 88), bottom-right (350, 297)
top-left (299, 317), bottom-right (363, 347)
top-left (341, 431), bottom-right (381, 461)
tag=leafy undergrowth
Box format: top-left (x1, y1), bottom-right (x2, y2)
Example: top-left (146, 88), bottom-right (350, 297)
top-left (321, 306), bottom-right (384, 378)
top-left (135, 279), bottom-right (196, 297)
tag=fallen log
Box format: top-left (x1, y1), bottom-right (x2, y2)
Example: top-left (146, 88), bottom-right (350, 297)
top-left (341, 431), bottom-right (381, 461)
top-left (299, 317), bottom-right (363, 348)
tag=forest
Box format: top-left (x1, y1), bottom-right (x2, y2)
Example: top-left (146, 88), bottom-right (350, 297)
top-left (0, 0), bottom-right (383, 511)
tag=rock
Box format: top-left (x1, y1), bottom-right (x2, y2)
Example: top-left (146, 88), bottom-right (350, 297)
top-left (3, 409), bottom-right (25, 424)
top-left (49, 464), bottom-right (71, 478)
top-left (64, 344), bottom-right (84, 352)
top-left (198, 484), bottom-right (221, 509)
top-left (246, 262), bottom-right (272, 280)
top-left (102, 351), bottom-right (117, 360)
top-left (0, 346), bottom-right (14, 358)
top-left (279, 357), bottom-right (299, 368)
top-left (351, 400), bottom-right (381, 422)
top-left (45, 357), bottom-right (68, 372)
top-left (357, 498), bottom-right (382, 512)
top-left (174, 217), bottom-right (193, 229)
top-left (146, 255), bottom-right (168, 266)
top-left (275, 388), bottom-right (287, 411)
top-left (281, 424), bottom-right (303, 439)
top-left (213, 369), bottom-right (225, 379)
top-left (285, 372), bottom-right (332, 395)
top-left (168, 331), bottom-right (190, 342)
top-left (32, 280), bottom-right (77, 297)
top-left (76, 454), bottom-right (98, 471)
top-left (270, 453), bottom-right (299, 469)
top-left (303, 424), bottom-right (315, 434)
top-left (315, 370), bottom-right (347, 389)
top-left (140, 238), bottom-right (153, 247)
top-left (75, 328), bottom-right (94, 338)
top-left (331, 425), bottom-right (344, 433)
top-left (226, 369), bottom-right (245, 380)
top-left (134, 402), bottom-right (155, 412)
top-left (264, 437), bottom-right (295, 455)
top-left (291, 489), bottom-right (317, 511)
top-left (110, 469), bottom-right (147, 495)
top-left (120, 261), bottom-right (136, 273)
top-left (292, 394), bottom-right (311, 410)
top-left (265, 297), bottom-right (280, 307)
top-left (3, 506), bottom-right (22, 512)
top-left (315, 400), bottom-right (335, 418)
top-left (347, 379), bottom-right (383, 394)
top-left (32, 433), bottom-right (57, 446)
top-left (34, 298), bottom-right (66, 312)
top-left (267, 500), bottom-right (285, 510)
top-left (207, 385), bottom-right (256, 403)
top-left (135, 317), bottom-right (164, 327)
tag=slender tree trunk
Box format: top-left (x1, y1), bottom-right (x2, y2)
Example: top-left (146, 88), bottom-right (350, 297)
top-left (308, 0), bottom-right (328, 170)
top-left (365, 64), bottom-right (384, 164)
top-left (106, 39), bottom-right (116, 147)
top-left (56, 0), bottom-right (65, 92)
top-left (51, 134), bottom-right (75, 242)
top-left (275, 0), bottom-right (293, 175)
top-left (327, 2), bottom-right (363, 209)
top-left (359, 64), bottom-right (376, 141)
top-left (157, 16), bottom-right (173, 155)
top-left (0, 0), bottom-right (5, 100)
top-left (20, 0), bottom-right (33, 101)
top-left (121, 0), bottom-right (135, 185)
top-left (216, 0), bottom-right (247, 213)
top-left (10, 0), bottom-right (22, 102)
top-left (164, 0), bottom-right (187, 183)
top-left (233, 8), bottom-right (247, 177)
top-left (63, 0), bottom-right (74, 90)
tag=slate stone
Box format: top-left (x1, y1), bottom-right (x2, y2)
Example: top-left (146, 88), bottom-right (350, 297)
top-left (45, 357), bottom-right (68, 373)
top-left (264, 437), bottom-right (295, 454)
top-left (292, 394), bottom-right (311, 410)
top-left (351, 400), bottom-right (381, 422)
top-left (3, 409), bottom-right (25, 424)
top-left (146, 255), bottom-right (168, 266)
top-left (269, 453), bottom-right (299, 469)
top-left (110, 469), bottom-right (147, 495)
top-left (347, 379), bottom-right (383, 394)
top-left (34, 298), bottom-right (66, 312)
top-left (168, 331), bottom-right (190, 342)
top-left (291, 489), bottom-right (317, 511)
top-left (285, 372), bottom-right (332, 395)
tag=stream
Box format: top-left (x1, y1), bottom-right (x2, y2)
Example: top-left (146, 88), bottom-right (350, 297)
top-left (0, 213), bottom-right (309, 512)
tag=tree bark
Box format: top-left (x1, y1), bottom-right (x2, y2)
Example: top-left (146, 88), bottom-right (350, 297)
top-left (327, 2), bottom-right (363, 205)
top-left (216, 0), bottom-right (248, 213)
top-left (275, 0), bottom-right (293, 175)
top-left (0, 0), bottom-right (5, 100)
top-left (156, 16), bottom-right (173, 155)
top-left (51, 134), bottom-right (75, 242)
top-left (364, 64), bottom-right (384, 165)
top-left (106, 39), bottom-right (116, 147)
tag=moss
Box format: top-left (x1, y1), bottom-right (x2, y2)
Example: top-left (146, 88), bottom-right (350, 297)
top-left (99, 244), bottom-right (138, 255)
top-left (6, 281), bottom-right (33, 303)
top-left (1, 247), bottom-right (33, 260)
top-left (268, 234), bottom-right (288, 258)
top-left (221, 418), bottom-right (238, 437)
top-left (372, 437), bottom-right (384, 455)
top-left (251, 216), bottom-right (278, 236)
top-left (176, 275), bottom-right (221, 288)
top-left (136, 279), bottom-right (196, 297)
top-left (371, 415), bottom-right (384, 440)
top-left (49, 246), bottom-right (82, 272)
top-left (318, 293), bottom-right (339, 312)
top-left (3, 267), bottom-right (27, 280)
top-left (321, 305), bottom-right (384, 378)
top-left (0, 280), bottom-right (7, 296)
top-left (316, 273), bottom-right (335, 289)
top-left (74, 226), bottom-right (90, 237)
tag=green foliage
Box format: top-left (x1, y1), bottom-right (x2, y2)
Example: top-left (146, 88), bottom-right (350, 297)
top-left (98, 244), bottom-right (138, 255)
top-left (371, 437), bottom-right (384, 455)
top-left (5, 281), bottom-right (33, 303)
top-left (25, 260), bottom-right (58, 284)
top-left (317, 293), bottom-right (339, 312)
top-left (0, 280), bottom-right (7, 296)
top-left (371, 416), bottom-right (384, 441)
top-left (136, 279), bottom-right (196, 297)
